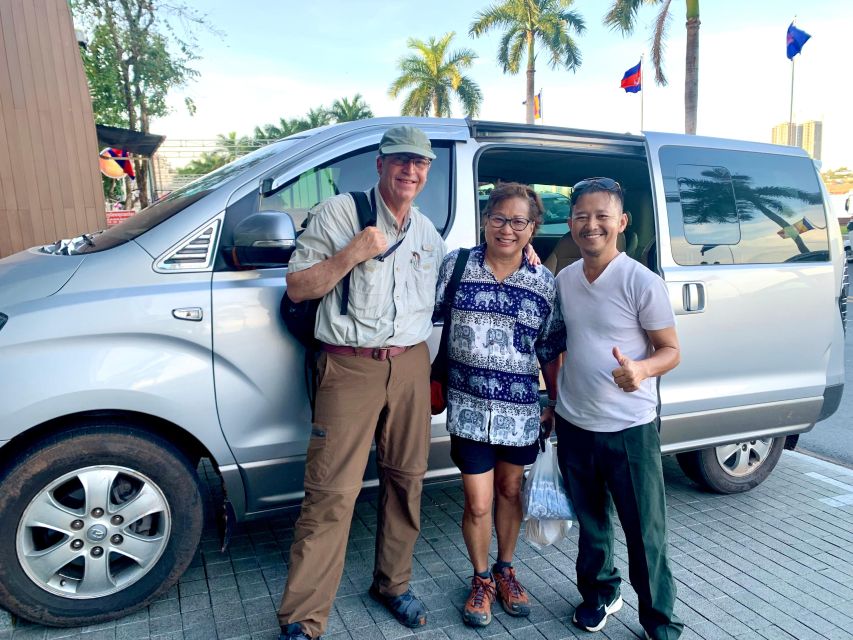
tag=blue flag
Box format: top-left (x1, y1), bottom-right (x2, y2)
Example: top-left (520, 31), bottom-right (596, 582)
top-left (786, 22), bottom-right (811, 59)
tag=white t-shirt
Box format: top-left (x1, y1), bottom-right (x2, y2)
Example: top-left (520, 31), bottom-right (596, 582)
top-left (555, 252), bottom-right (675, 432)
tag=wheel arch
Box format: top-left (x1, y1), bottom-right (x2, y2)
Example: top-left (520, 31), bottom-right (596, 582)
top-left (0, 410), bottom-right (217, 477)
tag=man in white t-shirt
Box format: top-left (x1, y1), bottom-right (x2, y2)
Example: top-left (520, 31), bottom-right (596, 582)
top-left (554, 178), bottom-right (683, 640)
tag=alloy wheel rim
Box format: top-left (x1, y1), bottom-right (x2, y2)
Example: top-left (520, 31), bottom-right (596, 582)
top-left (714, 439), bottom-right (773, 478)
top-left (16, 465), bottom-right (171, 599)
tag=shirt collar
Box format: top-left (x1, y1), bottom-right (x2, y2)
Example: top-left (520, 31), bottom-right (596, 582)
top-left (372, 185), bottom-right (412, 233)
top-left (475, 243), bottom-right (537, 274)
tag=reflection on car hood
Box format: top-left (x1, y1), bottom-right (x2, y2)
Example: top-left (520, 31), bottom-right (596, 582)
top-left (0, 248), bottom-right (86, 308)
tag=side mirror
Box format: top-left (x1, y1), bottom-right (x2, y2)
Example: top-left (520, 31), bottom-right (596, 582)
top-left (846, 197), bottom-right (850, 213)
top-left (226, 210), bottom-right (297, 268)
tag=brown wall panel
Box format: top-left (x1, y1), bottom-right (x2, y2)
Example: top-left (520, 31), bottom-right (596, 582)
top-left (0, 0), bottom-right (105, 258)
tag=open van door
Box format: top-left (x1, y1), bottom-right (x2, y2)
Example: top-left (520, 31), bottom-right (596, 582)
top-left (644, 132), bottom-right (836, 492)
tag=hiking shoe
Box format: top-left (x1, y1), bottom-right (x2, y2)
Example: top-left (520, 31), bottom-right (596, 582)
top-left (491, 564), bottom-right (531, 617)
top-left (572, 591), bottom-right (623, 632)
top-left (462, 574), bottom-right (496, 627)
top-left (369, 585), bottom-right (427, 628)
top-left (278, 623), bottom-right (314, 639)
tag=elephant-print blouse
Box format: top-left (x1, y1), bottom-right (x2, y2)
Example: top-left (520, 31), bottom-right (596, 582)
top-left (434, 245), bottom-right (565, 446)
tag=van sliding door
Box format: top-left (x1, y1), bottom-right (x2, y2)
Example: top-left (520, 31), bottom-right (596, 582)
top-left (645, 133), bottom-right (834, 452)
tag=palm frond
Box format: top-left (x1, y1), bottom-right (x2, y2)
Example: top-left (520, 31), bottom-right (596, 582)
top-left (651, 0), bottom-right (672, 85)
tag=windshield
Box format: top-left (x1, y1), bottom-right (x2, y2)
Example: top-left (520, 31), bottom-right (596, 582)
top-left (68, 138), bottom-right (303, 255)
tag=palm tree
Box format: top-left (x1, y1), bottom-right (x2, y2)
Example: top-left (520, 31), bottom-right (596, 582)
top-left (604, 0), bottom-right (700, 134)
top-left (298, 107), bottom-right (332, 130)
top-left (389, 31), bottom-right (482, 118)
top-left (470, 0), bottom-right (586, 124)
top-left (215, 131), bottom-right (254, 162)
top-left (252, 118), bottom-right (304, 142)
top-left (329, 94), bottom-right (374, 122)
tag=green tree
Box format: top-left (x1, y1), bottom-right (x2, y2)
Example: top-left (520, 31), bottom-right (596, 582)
top-left (215, 132), bottom-right (255, 162)
top-left (176, 152), bottom-right (228, 176)
top-left (329, 94), bottom-right (374, 122)
top-left (388, 31), bottom-right (482, 118)
top-left (299, 107), bottom-right (333, 130)
top-left (604, 0), bottom-right (700, 134)
top-left (252, 118), bottom-right (305, 143)
top-left (470, 0), bottom-right (585, 124)
top-left (73, 0), bottom-right (208, 207)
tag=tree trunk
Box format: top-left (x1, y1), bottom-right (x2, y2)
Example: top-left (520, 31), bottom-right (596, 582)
top-left (525, 32), bottom-right (535, 125)
top-left (433, 95), bottom-right (440, 118)
top-left (684, 8), bottom-right (700, 134)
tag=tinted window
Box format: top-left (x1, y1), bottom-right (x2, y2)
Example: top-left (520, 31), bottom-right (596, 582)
top-left (261, 144), bottom-right (452, 233)
top-left (660, 146), bottom-right (828, 265)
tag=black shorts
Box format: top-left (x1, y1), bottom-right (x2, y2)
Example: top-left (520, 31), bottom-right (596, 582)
top-left (450, 434), bottom-right (540, 475)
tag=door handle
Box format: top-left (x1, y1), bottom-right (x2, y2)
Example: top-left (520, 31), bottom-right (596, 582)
top-left (172, 307), bottom-right (203, 321)
top-left (681, 283), bottom-right (705, 313)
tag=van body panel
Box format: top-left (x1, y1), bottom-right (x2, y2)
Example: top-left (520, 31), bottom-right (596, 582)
top-left (0, 241), bottom-right (235, 465)
top-left (0, 248), bottom-right (86, 307)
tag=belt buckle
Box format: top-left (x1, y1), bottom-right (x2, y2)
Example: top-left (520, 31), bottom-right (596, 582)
top-left (372, 347), bottom-right (390, 361)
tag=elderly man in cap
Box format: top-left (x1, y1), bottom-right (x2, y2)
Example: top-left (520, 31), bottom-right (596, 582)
top-left (277, 126), bottom-right (446, 640)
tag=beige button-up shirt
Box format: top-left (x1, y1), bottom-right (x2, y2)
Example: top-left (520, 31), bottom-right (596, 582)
top-left (287, 186), bottom-right (446, 347)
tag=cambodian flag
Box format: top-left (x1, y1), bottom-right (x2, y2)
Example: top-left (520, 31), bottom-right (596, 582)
top-left (786, 22), bottom-right (811, 60)
top-left (621, 61), bottom-right (641, 93)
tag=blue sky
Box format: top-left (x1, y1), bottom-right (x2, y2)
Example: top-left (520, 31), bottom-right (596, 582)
top-left (150, 0), bottom-right (852, 168)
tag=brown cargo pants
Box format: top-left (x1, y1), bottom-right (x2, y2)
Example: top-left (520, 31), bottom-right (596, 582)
top-left (277, 342), bottom-right (431, 637)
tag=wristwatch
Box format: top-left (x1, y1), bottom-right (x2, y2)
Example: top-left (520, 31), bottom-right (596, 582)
top-left (545, 398), bottom-right (557, 408)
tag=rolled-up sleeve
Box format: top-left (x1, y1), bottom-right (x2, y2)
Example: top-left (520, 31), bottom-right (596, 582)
top-left (287, 195), bottom-right (356, 273)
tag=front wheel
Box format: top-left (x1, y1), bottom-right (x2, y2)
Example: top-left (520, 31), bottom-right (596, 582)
top-left (0, 426), bottom-right (203, 626)
top-left (675, 436), bottom-right (785, 494)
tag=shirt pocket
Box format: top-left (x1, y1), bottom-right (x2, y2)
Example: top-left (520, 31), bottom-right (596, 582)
top-left (348, 260), bottom-right (385, 319)
top-left (407, 244), bottom-right (439, 312)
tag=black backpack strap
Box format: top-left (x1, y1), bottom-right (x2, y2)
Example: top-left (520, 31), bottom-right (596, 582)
top-left (340, 191), bottom-right (376, 315)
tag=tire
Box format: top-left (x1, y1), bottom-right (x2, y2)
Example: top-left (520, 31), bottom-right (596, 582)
top-left (675, 436), bottom-right (785, 494)
top-left (0, 426), bottom-right (203, 627)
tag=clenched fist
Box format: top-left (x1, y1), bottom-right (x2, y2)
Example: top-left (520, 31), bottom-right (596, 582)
top-left (347, 227), bottom-right (388, 264)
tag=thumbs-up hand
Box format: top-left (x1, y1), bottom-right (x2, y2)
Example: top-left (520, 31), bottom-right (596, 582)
top-left (611, 346), bottom-right (645, 392)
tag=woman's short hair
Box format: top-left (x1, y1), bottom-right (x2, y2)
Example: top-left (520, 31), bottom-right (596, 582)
top-left (482, 182), bottom-right (545, 235)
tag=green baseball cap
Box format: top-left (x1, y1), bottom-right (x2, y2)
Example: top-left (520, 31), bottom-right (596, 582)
top-left (378, 125), bottom-right (436, 160)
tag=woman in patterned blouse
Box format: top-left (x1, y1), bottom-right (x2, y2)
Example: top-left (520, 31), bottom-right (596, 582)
top-left (434, 182), bottom-right (565, 628)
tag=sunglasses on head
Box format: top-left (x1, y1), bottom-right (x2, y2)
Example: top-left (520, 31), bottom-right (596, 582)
top-left (570, 177), bottom-right (622, 205)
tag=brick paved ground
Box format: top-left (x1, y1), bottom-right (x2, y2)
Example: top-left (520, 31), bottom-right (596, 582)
top-left (3, 450), bottom-right (853, 639)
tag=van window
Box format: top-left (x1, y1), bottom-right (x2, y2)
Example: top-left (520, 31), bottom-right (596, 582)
top-left (261, 144), bottom-right (452, 233)
top-left (660, 147), bottom-right (829, 265)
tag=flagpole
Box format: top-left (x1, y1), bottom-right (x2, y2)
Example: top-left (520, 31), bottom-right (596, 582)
top-left (540, 88), bottom-right (543, 125)
top-left (640, 54), bottom-right (645, 131)
top-left (788, 57), bottom-right (795, 145)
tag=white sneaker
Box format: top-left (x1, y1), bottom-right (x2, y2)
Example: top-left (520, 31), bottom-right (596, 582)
top-left (571, 592), bottom-right (623, 632)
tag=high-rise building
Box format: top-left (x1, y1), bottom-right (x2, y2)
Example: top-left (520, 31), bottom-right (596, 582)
top-left (771, 120), bottom-right (822, 160)
top-left (772, 122), bottom-right (799, 146)
top-left (800, 120), bottom-right (823, 161)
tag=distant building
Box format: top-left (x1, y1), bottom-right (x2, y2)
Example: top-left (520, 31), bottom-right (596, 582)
top-left (800, 120), bottom-right (822, 161)
top-left (771, 120), bottom-right (822, 160)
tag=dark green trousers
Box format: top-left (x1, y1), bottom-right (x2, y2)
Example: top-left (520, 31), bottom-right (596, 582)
top-left (555, 416), bottom-right (683, 640)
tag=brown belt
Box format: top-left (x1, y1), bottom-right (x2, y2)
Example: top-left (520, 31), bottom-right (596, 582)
top-left (321, 343), bottom-right (413, 361)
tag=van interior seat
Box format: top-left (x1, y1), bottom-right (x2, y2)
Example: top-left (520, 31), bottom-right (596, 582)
top-left (544, 211), bottom-right (636, 276)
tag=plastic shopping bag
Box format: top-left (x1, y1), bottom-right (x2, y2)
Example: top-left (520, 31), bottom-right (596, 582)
top-left (522, 439), bottom-right (574, 550)
top-left (524, 518), bottom-right (572, 551)
top-left (522, 439), bottom-right (574, 521)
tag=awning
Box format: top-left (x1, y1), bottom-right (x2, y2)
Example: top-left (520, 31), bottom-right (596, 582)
top-left (96, 124), bottom-right (165, 157)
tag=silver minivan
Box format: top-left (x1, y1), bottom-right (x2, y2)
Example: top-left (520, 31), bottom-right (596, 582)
top-left (0, 117), bottom-right (845, 626)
